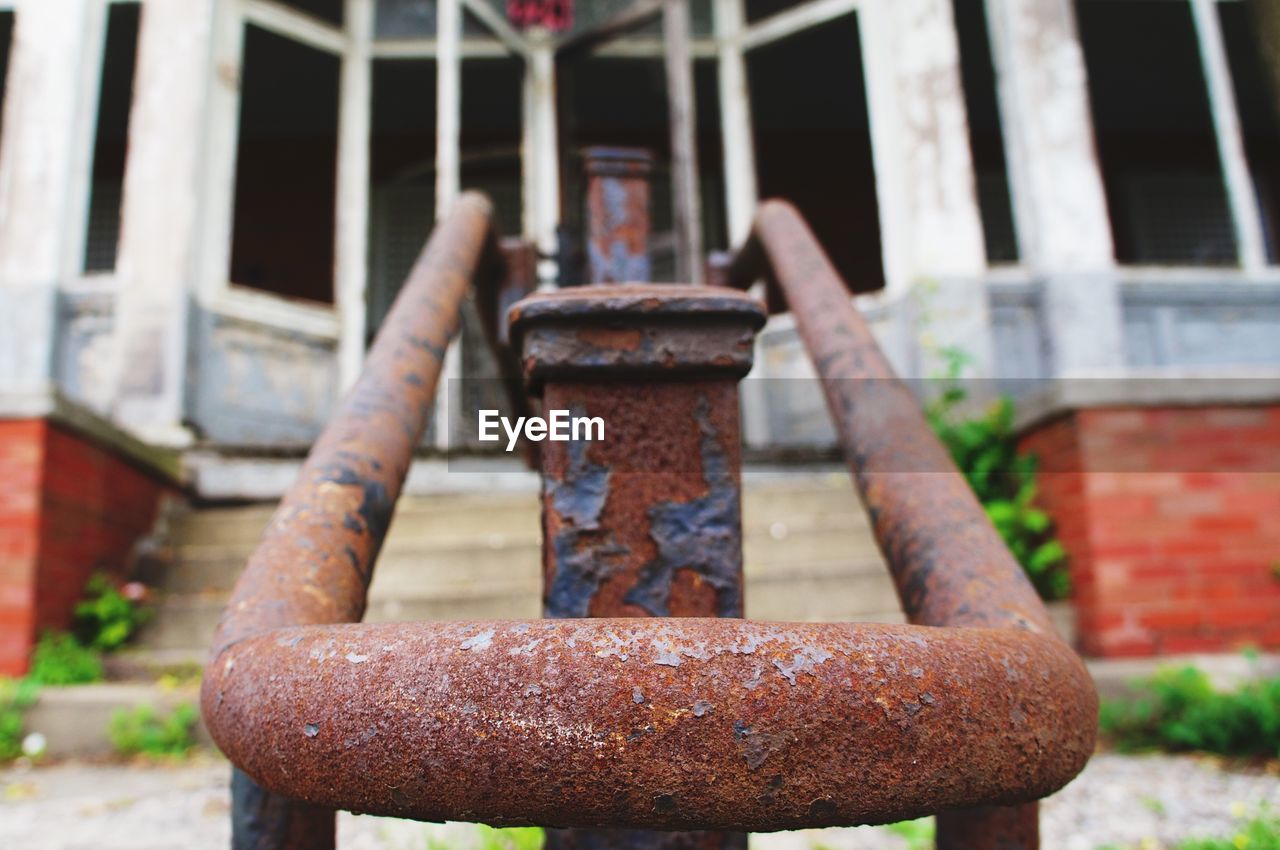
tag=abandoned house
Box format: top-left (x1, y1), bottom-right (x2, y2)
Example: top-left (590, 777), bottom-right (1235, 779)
top-left (1, 0), bottom-right (1279, 676)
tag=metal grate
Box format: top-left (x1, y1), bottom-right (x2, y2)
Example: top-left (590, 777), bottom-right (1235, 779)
top-left (1124, 171), bottom-right (1236, 265)
top-left (83, 182), bottom-right (123, 274)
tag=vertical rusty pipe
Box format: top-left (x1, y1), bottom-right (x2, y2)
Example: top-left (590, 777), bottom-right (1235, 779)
top-left (509, 284), bottom-right (766, 850)
top-left (207, 193), bottom-right (498, 850)
top-left (727, 200), bottom-right (1066, 850)
top-left (585, 147), bottom-right (654, 284)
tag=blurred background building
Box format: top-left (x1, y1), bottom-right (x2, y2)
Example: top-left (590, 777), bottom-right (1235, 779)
top-left (0, 0), bottom-right (1278, 676)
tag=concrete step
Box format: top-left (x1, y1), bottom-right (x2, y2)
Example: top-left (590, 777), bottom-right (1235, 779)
top-left (23, 682), bottom-right (211, 759)
top-left (160, 518), bottom-right (883, 596)
top-left (135, 589), bottom-right (546, 651)
top-left (169, 479), bottom-right (868, 548)
top-left (135, 559), bottom-right (899, 653)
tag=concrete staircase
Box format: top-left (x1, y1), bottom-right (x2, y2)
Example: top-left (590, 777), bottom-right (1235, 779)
top-left (131, 470), bottom-right (901, 664)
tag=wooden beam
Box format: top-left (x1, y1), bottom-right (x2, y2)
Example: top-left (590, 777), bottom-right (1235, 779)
top-left (739, 0), bottom-right (858, 52)
top-left (664, 0), bottom-right (704, 283)
top-left (554, 0), bottom-right (663, 58)
top-left (243, 0), bottom-right (348, 54)
top-left (371, 38), bottom-right (510, 59)
top-left (460, 0), bottom-right (532, 59)
top-left (371, 36), bottom-right (717, 60)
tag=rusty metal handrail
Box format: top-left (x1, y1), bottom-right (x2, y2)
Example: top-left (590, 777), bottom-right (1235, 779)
top-left (202, 195), bottom-right (1096, 848)
top-left (725, 199), bottom-right (1098, 848)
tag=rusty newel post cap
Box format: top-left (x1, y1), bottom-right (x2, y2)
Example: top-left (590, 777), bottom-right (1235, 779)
top-left (507, 284), bottom-right (767, 395)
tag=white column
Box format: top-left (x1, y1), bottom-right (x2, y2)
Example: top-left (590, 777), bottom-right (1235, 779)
top-left (0, 0), bottom-right (105, 397)
top-left (337, 0), bottom-right (373, 389)
top-left (860, 0), bottom-right (993, 377)
top-left (986, 0), bottom-right (1124, 375)
top-left (1190, 0), bottom-right (1267, 272)
top-left (434, 0), bottom-right (463, 448)
top-left (664, 0), bottom-right (704, 284)
top-left (110, 0), bottom-right (220, 443)
top-left (522, 31), bottom-right (560, 270)
top-left (714, 0), bottom-right (758, 247)
top-left (436, 0), bottom-right (462, 215)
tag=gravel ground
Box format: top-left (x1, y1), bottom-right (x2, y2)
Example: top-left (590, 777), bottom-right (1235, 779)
top-left (0, 752), bottom-right (1277, 850)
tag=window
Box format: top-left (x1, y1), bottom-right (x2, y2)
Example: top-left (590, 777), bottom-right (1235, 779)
top-left (1077, 0), bottom-right (1236, 265)
top-left (279, 0), bottom-right (343, 26)
top-left (229, 25), bottom-right (341, 303)
top-left (369, 58), bottom-right (437, 335)
top-left (0, 11), bottom-right (14, 142)
top-left (746, 13), bottom-right (884, 294)
top-left (952, 0), bottom-right (1018, 263)
top-left (84, 2), bottom-right (141, 274)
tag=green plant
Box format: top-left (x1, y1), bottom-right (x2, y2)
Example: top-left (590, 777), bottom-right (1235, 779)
top-left (1100, 664), bottom-right (1280, 758)
top-left (0, 677), bottom-right (40, 761)
top-left (27, 631), bottom-right (103, 685)
top-left (108, 702), bottom-right (199, 758)
top-left (1177, 806), bottom-right (1280, 850)
top-left (424, 825), bottom-right (544, 850)
top-left (925, 347), bottom-right (1070, 600)
top-left (886, 817), bottom-right (936, 850)
top-left (74, 573), bottom-right (149, 651)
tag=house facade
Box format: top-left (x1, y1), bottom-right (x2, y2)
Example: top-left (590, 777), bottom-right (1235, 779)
top-left (1, 0), bottom-right (1278, 672)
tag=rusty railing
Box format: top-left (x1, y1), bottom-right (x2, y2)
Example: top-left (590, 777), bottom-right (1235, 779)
top-left (202, 193), bottom-right (1097, 850)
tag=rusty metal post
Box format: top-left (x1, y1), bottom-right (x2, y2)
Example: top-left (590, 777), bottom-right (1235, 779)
top-left (584, 147), bottom-right (653, 284)
top-left (510, 284), bottom-right (766, 850)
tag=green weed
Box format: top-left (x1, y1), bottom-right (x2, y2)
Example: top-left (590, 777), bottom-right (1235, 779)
top-left (108, 703), bottom-right (199, 758)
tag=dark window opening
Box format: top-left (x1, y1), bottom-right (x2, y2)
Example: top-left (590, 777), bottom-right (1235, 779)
top-left (952, 0), bottom-right (1019, 263)
top-left (230, 26), bottom-right (341, 303)
top-left (1077, 0), bottom-right (1235, 265)
top-left (0, 11), bottom-right (14, 144)
top-left (279, 0), bottom-right (343, 27)
top-left (369, 58), bottom-right (437, 335)
top-left (460, 58), bottom-right (523, 238)
top-left (745, 0), bottom-right (807, 25)
top-left (84, 3), bottom-right (140, 274)
top-left (1220, 2), bottom-right (1280, 264)
top-left (747, 13), bottom-right (884, 299)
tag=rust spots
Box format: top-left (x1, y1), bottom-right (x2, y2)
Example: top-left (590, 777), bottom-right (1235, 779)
top-left (577, 326), bottom-right (644, 351)
top-left (202, 620), bottom-right (1097, 832)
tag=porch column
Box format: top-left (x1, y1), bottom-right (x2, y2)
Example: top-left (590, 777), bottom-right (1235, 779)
top-left (861, 0), bottom-right (994, 378)
top-left (985, 0), bottom-right (1124, 375)
top-left (714, 0), bottom-right (757, 247)
top-left (337, 0), bottom-right (374, 388)
top-left (0, 0), bottom-right (105, 398)
top-left (111, 0), bottom-right (221, 444)
top-left (522, 31), bottom-right (561, 276)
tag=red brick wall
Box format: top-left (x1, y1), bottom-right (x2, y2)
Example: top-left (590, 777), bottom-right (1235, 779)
top-left (0, 418), bottom-right (174, 676)
top-left (1021, 406), bottom-right (1280, 658)
top-left (0, 421), bottom-right (45, 674)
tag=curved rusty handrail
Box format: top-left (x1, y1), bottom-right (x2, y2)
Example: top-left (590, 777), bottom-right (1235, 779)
top-left (206, 619), bottom-right (1092, 831)
top-left (202, 195), bottom-right (1096, 846)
